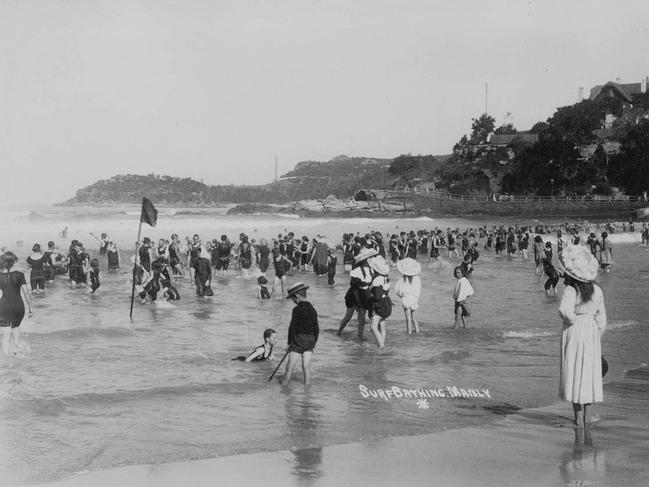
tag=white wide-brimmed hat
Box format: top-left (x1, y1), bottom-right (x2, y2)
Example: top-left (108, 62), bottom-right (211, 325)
top-left (396, 257), bottom-right (422, 276)
top-left (368, 255), bottom-right (390, 276)
top-left (559, 244), bottom-right (598, 282)
top-left (354, 247), bottom-right (379, 264)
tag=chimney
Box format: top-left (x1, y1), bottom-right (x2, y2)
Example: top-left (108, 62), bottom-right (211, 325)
top-left (642, 77), bottom-right (648, 94)
top-left (615, 77), bottom-right (621, 84)
top-left (578, 86), bottom-right (584, 101)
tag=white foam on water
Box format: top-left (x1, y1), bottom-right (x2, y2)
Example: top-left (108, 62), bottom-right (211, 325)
top-left (607, 320), bottom-right (639, 331)
top-left (504, 330), bottom-right (556, 339)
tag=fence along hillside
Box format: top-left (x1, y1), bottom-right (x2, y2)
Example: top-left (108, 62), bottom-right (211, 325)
top-left (366, 190), bottom-right (647, 218)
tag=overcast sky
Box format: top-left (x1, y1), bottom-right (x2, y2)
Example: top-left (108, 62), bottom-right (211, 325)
top-left (1, 0), bottom-right (647, 206)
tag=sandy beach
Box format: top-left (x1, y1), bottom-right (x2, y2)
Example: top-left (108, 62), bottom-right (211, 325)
top-left (37, 383), bottom-right (649, 487)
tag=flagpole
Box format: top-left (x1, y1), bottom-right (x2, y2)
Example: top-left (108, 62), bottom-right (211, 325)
top-left (129, 201), bottom-right (145, 320)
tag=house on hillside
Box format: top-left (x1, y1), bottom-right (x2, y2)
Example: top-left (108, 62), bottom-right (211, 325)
top-left (589, 77), bottom-right (648, 128)
top-left (486, 131), bottom-right (539, 164)
top-left (489, 132), bottom-right (539, 147)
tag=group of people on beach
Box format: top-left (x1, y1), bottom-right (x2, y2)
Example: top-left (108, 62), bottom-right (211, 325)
top-left (0, 217), bottom-right (641, 424)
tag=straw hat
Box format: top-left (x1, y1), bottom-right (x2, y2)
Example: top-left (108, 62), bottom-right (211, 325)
top-left (368, 255), bottom-right (390, 276)
top-left (286, 282), bottom-right (309, 299)
top-left (559, 244), bottom-right (598, 282)
top-left (354, 247), bottom-right (379, 264)
top-left (396, 258), bottom-right (422, 276)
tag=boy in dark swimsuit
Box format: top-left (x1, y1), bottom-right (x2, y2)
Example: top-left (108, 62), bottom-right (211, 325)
top-left (233, 329), bottom-right (277, 362)
top-left (281, 283), bottom-right (319, 386)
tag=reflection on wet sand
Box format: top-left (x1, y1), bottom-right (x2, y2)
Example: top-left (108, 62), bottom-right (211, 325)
top-left (559, 426), bottom-right (606, 486)
top-left (284, 391), bottom-right (324, 484)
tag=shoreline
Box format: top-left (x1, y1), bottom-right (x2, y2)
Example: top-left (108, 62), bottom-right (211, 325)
top-left (50, 198), bottom-right (649, 220)
top-left (36, 391), bottom-right (649, 487)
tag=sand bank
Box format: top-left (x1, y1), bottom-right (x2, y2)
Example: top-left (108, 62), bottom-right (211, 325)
top-left (37, 390), bottom-right (649, 487)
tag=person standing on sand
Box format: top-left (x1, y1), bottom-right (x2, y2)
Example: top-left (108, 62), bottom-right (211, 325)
top-left (281, 283), bottom-right (319, 386)
top-left (0, 252), bottom-right (33, 355)
top-left (558, 245), bottom-right (607, 427)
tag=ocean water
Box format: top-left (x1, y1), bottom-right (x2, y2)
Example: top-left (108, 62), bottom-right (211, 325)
top-left (0, 205), bottom-right (648, 485)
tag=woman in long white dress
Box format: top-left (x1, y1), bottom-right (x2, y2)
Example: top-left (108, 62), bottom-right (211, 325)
top-left (558, 245), bottom-right (607, 427)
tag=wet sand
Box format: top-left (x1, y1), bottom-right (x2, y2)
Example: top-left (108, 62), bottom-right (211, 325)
top-left (37, 387), bottom-right (649, 487)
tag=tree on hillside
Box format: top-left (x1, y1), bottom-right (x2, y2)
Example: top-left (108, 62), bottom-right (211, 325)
top-left (545, 100), bottom-right (603, 146)
top-left (501, 137), bottom-right (594, 195)
top-left (493, 123), bottom-right (516, 135)
top-left (469, 114), bottom-right (496, 145)
top-left (607, 119), bottom-right (649, 195)
top-left (388, 154), bottom-right (438, 176)
top-left (530, 121), bottom-right (549, 134)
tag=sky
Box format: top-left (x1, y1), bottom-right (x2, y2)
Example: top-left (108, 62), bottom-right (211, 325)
top-left (1, 0), bottom-right (648, 206)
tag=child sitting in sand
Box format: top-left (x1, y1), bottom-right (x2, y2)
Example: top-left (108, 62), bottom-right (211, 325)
top-left (257, 276), bottom-right (271, 299)
top-left (452, 266), bottom-right (473, 329)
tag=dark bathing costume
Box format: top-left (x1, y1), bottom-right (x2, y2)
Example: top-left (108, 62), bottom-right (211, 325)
top-left (26, 255), bottom-right (46, 290)
top-left (257, 245), bottom-right (270, 273)
top-left (0, 271), bottom-right (27, 328)
top-left (288, 300), bottom-right (319, 354)
top-left (232, 343), bottom-right (273, 362)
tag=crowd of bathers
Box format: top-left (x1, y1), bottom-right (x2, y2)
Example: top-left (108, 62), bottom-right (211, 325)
top-left (3, 218), bottom-right (647, 299)
top-left (1, 218), bottom-right (647, 356)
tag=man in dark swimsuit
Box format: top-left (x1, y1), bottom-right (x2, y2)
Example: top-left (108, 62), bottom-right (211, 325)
top-left (216, 235), bottom-right (232, 274)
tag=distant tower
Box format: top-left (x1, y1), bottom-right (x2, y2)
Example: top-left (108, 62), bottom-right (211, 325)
top-left (485, 82), bottom-right (488, 115)
top-left (578, 86), bottom-right (584, 101)
top-left (274, 155), bottom-right (278, 182)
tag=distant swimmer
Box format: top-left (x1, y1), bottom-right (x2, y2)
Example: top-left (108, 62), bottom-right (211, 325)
top-left (232, 328), bottom-right (277, 362)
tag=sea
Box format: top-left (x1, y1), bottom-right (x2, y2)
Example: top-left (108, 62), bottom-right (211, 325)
top-left (0, 205), bottom-right (648, 485)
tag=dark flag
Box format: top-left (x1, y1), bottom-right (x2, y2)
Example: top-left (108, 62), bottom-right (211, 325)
top-left (141, 197), bottom-right (158, 227)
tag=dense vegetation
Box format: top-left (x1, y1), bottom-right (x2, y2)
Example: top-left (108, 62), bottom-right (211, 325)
top-left (438, 91), bottom-right (649, 196)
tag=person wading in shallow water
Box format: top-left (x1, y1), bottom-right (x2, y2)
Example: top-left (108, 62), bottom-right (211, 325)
top-left (0, 252), bottom-right (33, 355)
top-left (280, 283), bottom-right (319, 386)
top-left (232, 328), bottom-right (277, 362)
top-left (337, 247), bottom-right (377, 340)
